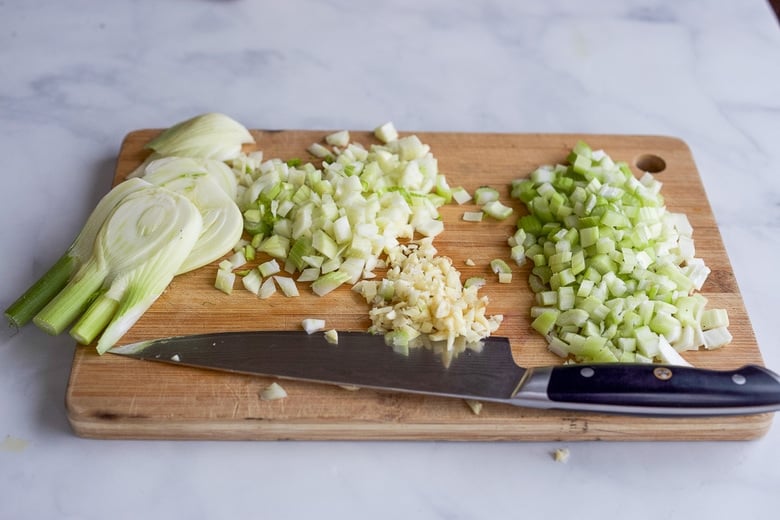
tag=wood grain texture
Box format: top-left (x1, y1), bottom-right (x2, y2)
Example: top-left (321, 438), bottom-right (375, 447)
top-left (66, 130), bottom-right (772, 441)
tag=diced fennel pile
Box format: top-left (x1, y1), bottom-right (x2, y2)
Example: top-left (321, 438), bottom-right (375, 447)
top-left (353, 238), bottom-right (503, 356)
top-left (220, 125), bottom-right (503, 351)
top-left (509, 141), bottom-right (730, 364)
top-left (220, 125), bottom-right (452, 299)
top-left (5, 113), bottom-right (254, 352)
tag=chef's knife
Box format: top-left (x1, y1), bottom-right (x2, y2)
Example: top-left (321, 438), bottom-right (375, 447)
top-left (109, 330), bottom-right (780, 416)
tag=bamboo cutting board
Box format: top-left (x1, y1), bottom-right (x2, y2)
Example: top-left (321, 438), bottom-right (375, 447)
top-left (66, 130), bottom-right (772, 441)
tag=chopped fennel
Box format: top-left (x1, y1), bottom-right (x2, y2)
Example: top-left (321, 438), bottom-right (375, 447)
top-left (324, 329), bottom-right (339, 344)
top-left (325, 130), bottom-right (350, 147)
top-left (259, 382), bottom-right (288, 401)
top-left (274, 276), bottom-right (299, 297)
top-left (374, 122), bottom-right (399, 144)
top-left (226, 250), bottom-right (247, 270)
top-left (302, 318), bottom-right (326, 334)
top-left (241, 269), bottom-right (262, 295)
top-left (258, 277), bottom-right (276, 299)
top-left (510, 141), bottom-right (730, 364)
top-left (258, 259), bottom-right (281, 277)
top-left (215, 267), bottom-right (236, 295)
top-left (307, 142), bottom-right (331, 159)
top-left (465, 399), bottom-right (483, 415)
top-left (230, 125), bottom-right (453, 301)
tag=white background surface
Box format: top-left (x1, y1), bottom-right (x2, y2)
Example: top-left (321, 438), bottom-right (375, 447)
top-left (2, 1), bottom-right (780, 518)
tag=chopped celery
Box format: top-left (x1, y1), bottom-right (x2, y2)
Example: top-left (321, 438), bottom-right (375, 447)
top-left (474, 186), bottom-right (500, 205)
top-left (481, 200), bottom-right (513, 220)
top-left (462, 211), bottom-right (484, 222)
top-left (490, 259), bottom-right (511, 275)
top-left (532, 310), bottom-right (559, 335)
top-left (451, 187), bottom-right (472, 205)
top-left (510, 142), bottom-right (730, 364)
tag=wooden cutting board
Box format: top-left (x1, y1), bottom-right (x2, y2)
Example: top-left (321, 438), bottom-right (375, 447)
top-left (66, 130), bottom-right (772, 441)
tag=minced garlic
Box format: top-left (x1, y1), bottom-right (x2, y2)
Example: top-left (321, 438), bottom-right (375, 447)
top-left (353, 238), bottom-right (503, 353)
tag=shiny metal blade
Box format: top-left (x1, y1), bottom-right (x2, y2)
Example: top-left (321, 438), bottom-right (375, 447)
top-left (110, 331), bottom-right (526, 401)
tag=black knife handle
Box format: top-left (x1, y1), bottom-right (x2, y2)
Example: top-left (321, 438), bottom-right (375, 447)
top-left (514, 364), bottom-right (780, 416)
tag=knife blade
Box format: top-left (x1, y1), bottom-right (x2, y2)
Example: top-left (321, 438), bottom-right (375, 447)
top-left (109, 330), bottom-right (780, 416)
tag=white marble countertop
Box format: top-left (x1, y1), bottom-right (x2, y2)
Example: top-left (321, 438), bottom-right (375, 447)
top-left (2, 0), bottom-right (780, 518)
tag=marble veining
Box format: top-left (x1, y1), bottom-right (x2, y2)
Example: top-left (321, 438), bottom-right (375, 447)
top-left (1, 0), bottom-right (780, 518)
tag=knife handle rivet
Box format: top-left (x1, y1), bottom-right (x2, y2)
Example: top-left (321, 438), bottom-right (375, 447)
top-left (580, 367), bottom-right (595, 378)
top-left (653, 367), bottom-right (673, 381)
top-left (732, 374), bottom-right (747, 385)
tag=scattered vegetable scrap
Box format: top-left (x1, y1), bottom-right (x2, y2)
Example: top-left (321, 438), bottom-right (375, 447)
top-left (465, 399), bottom-right (483, 415)
top-left (302, 318), bottom-right (326, 334)
top-left (553, 447), bottom-right (570, 463)
top-left (324, 329), bottom-right (339, 344)
top-left (259, 382), bottom-right (288, 401)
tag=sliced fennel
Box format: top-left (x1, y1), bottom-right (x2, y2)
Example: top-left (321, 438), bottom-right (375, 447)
top-left (143, 156), bottom-right (239, 200)
top-left (510, 141), bottom-right (729, 364)
top-left (31, 182), bottom-right (202, 353)
top-left (4, 178), bottom-right (151, 328)
top-left (128, 113), bottom-right (254, 178)
top-left (141, 157), bottom-right (243, 273)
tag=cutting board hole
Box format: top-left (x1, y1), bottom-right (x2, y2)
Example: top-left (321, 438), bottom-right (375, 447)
top-left (634, 153), bottom-right (666, 174)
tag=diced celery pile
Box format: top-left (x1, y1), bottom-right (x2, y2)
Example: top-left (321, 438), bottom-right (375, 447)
top-left (508, 141), bottom-right (730, 364)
